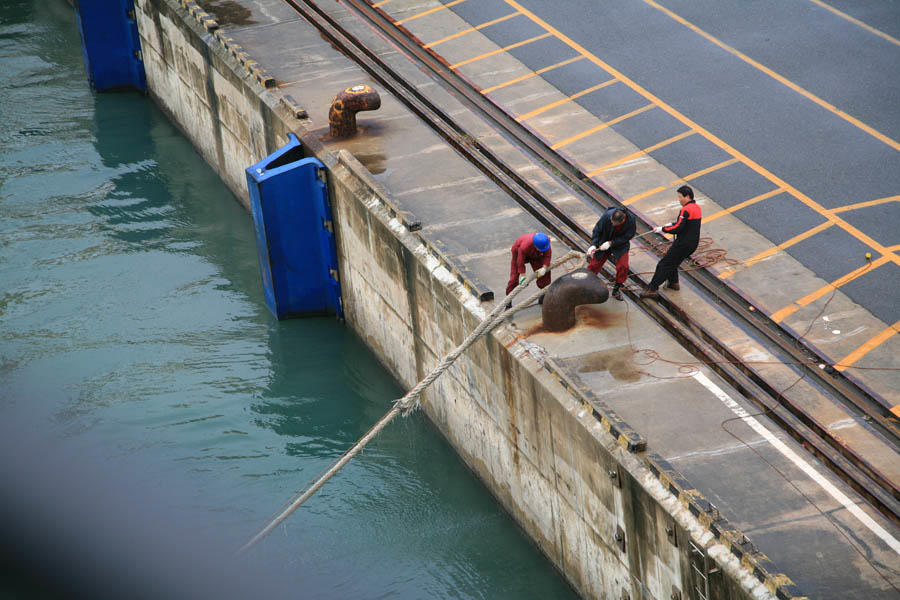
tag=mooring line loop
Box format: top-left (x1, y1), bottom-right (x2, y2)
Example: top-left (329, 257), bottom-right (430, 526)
top-left (238, 250), bottom-right (583, 555)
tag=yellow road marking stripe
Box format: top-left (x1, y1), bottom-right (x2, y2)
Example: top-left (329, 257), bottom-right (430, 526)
top-left (500, 0), bottom-right (900, 268)
top-left (827, 194), bottom-right (900, 214)
top-left (703, 188), bottom-right (784, 224)
top-left (643, 0), bottom-right (900, 153)
top-left (480, 55), bottom-right (581, 93)
top-left (795, 255), bottom-right (889, 306)
top-left (769, 304), bottom-right (802, 324)
top-left (372, 0), bottom-right (394, 7)
top-left (720, 221), bottom-right (833, 281)
top-left (806, 0), bottom-right (900, 49)
top-left (769, 255), bottom-right (889, 322)
top-left (586, 130), bottom-right (694, 176)
top-left (551, 103), bottom-right (652, 149)
top-left (515, 79), bottom-right (617, 122)
top-left (395, 0), bottom-right (467, 26)
top-left (450, 33), bottom-right (551, 69)
top-left (623, 158), bottom-right (738, 205)
top-left (835, 320), bottom-right (900, 372)
top-left (426, 11), bottom-right (521, 48)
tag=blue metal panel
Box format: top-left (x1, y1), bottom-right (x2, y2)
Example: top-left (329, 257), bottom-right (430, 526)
top-left (74, 0), bottom-right (147, 93)
top-left (246, 134), bottom-right (343, 319)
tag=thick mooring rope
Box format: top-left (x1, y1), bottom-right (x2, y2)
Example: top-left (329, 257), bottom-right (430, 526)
top-left (238, 250), bottom-right (583, 554)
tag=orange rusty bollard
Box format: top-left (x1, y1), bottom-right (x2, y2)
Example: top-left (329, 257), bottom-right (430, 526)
top-left (328, 84), bottom-right (381, 137)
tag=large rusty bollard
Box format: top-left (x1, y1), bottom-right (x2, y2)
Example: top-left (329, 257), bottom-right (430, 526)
top-left (329, 84), bottom-right (381, 138)
top-left (541, 268), bottom-right (609, 332)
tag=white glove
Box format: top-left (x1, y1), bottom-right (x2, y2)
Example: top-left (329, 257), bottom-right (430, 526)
top-left (653, 225), bottom-right (664, 234)
top-left (536, 266), bottom-right (548, 277)
top-left (519, 274), bottom-right (527, 285)
top-left (586, 245), bottom-right (596, 257)
top-left (599, 241), bottom-right (611, 251)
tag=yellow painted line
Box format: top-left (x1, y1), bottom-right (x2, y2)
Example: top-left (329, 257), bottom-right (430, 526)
top-left (720, 221), bottom-right (834, 281)
top-left (586, 130), bottom-right (694, 176)
top-left (515, 78), bottom-right (617, 122)
top-left (426, 11), bottom-right (521, 48)
top-left (795, 255), bottom-right (889, 306)
top-left (684, 157), bottom-right (739, 180)
top-left (372, 0), bottom-right (394, 7)
top-left (703, 188), bottom-right (784, 224)
top-left (394, 0), bottom-right (467, 26)
top-left (501, 0), bottom-right (900, 269)
top-left (623, 185), bottom-right (666, 207)
top-left (769, 304), bottom-right (803, 325)
top-left (807, 0), bottom-right (900, 49)
top-left (643, 0), bottom-right (900, 153)
top-left (623, 158), bottom-right (737, 205)
top-left (450, 32), bottom-right (551, 69)
top-left (480, 55), bottom-right (581, 93)
top-left (769, 255), bottom-right (889, 323)
top-left (827, 194), bottom-right (900, 214)
top-left (551, 103), bottom-right (652, 150)
top-left (835, 320), bottom-right (900, 372)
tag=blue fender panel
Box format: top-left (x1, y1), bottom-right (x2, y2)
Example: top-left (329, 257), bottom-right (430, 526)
top-left (74, 0), bottom-right (147, 93)
top-left (246, 134), bottom-right (343, 320)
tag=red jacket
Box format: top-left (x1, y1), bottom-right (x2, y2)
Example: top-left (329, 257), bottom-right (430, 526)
top-left (511, 233), bottom-right (551, 274)
top-left (663, 200), bottom-right (701, 250)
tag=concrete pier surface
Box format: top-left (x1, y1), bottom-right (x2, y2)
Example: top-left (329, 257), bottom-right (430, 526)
top-left (131, 0), bottom-right (900, 597)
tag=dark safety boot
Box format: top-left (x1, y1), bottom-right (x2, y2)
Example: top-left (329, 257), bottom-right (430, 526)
top-left (666, 281), bottom-right (680, 291)
top-left (611, 285), bottom-right (623, 301)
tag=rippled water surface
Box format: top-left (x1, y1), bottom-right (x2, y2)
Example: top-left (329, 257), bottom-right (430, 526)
top-left (0, 1), bottom-right (578, 598)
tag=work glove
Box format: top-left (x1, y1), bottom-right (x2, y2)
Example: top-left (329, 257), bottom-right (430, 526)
top-left (586, 245), bottom-right (596, 260)
top-left (536, 266), bottom-right (548, 277)
top-left (653, 225), bottom-right (664, 234)
top-left (599, 241), bottom-right (611, 251)
top-left (519, 274), bottom-right (527, 286)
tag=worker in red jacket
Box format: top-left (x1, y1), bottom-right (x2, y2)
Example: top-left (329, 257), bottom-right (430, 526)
top-left (506, 232), bottom-right (552, 297)
top-left (640, 185), bottom-right (701, 298)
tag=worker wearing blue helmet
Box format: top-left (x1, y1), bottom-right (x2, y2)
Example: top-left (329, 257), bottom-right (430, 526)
top-left (506, 232), bottom-right (552, 296)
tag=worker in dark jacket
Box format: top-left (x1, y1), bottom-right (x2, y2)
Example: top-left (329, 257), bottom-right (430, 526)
top-left (506, 232), bottom-right (552, 296)
top-left (586, 207), bottom-right (635, 300)
top-left (640, 185), bottom-right (701, 298)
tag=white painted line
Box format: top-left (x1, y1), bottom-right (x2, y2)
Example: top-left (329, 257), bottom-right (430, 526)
top-left (692, 371), bottom-right (900, 555)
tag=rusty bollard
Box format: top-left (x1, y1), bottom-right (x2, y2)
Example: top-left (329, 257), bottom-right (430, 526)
top-left (328, 84), bottom-right (381, 138)
top-left (541, 269), bottom-right (609, 331)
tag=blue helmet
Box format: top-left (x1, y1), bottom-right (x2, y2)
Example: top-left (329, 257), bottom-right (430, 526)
top-left (533, 232), bottom-right (550, 252)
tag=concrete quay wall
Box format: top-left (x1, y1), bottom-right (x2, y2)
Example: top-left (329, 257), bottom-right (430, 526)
top-left (131, 1), bottom-right (778, 598)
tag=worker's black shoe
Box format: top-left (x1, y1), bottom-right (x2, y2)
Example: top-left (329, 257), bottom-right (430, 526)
top-left (639, 288), bottom-right (659, 299)
top-left (666, 281), bottom-right (680, 291)
top-left (611, 286), bottom-right (623, 301)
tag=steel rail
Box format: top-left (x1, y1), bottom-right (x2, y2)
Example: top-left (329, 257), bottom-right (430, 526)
top-left (284, 0), bottom-right (900, 524)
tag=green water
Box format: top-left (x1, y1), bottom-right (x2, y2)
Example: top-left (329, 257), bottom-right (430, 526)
top-left (0, 1), bottom-right (578, 598)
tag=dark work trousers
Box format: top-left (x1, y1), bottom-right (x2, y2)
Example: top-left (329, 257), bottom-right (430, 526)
top-left (587, 251), bottom-right (629, 285)
top-left (649, 243), bottom-right (696, 289)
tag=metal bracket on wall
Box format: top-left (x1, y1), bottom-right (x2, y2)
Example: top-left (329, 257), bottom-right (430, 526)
top-left (615, 525), bottom-right (626, 553)
top-left (609, 465), bottom-right (623, 489)
top-left (665, 519), bottom-right (678, 547)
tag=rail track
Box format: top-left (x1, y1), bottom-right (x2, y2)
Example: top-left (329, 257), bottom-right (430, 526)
top-left (283, 0), bottom-right (900, 525)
